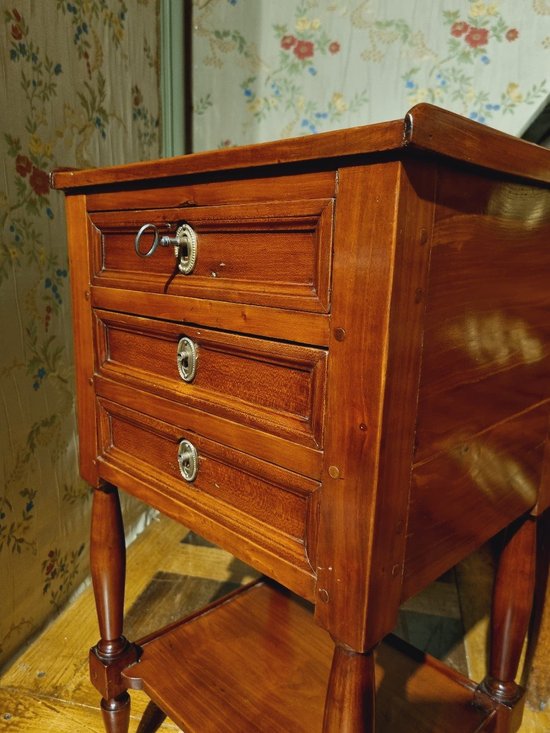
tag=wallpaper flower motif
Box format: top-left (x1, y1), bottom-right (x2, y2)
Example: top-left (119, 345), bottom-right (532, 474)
top-left (0, 0), bottom-right (160, 667)
top-left (402, 4), bottom-right (546, 124)
top-left (193, 0), bottom-right (549, 150)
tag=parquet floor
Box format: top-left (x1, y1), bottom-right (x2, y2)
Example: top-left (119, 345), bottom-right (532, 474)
top-left (0, 513), bottom-right (547, 732)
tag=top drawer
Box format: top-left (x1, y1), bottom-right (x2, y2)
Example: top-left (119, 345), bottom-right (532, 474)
top-left (88, 199), bottom-right (334, 313)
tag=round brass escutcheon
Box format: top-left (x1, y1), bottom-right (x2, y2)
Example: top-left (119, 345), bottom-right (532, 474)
top-left (177, 337), bottom-right (198, 382)
top-left (134, 222), bottom-right (198, 275)
top-left (178, 439), bottom-right (199, 482)
top-left (168, 223), bottom-right (198, 275)
top-left (328, 466), bottom-right (340, 479)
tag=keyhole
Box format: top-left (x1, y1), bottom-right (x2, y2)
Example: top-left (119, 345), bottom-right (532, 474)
top-left (178, 439), bottom-right (198, 481)
top-left (177, 337), bottom-right (198, 382)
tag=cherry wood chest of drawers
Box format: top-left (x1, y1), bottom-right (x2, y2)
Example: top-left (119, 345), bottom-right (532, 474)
top-left (52, 104), bottom-right (550, 732)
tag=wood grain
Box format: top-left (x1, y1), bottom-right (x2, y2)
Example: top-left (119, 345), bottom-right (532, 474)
top-left (51, 104), bottom-right (550, 190)
top-left (84, 169), bottom-right (337, 212)
top-left (315, 161), bottom-right (402, 649)
top-left (415, 168), bottom-right (550, 465)
top-left (106, 406), bottom-right (317, 542)
top-left (0, 689), bottom-right (112, 732)
top-left (0, 517), bottom-right (192, 731)
top-left (404, 408), bottom-right (547, 598)
top-left (51, 107), bottom-right (550, 732)
top-left (94, 309), bottom-right (327, 448)
top-left (484, 516), bottom-right (536, 702)
top-left (64, 194), bottom-right (99, 487)
top-left (122, 580), bottom-right (497, 733)
top-left (97, 399), bottom-right (318, 599)
top-left (355, 158), bottom-right (437, 645)
top-left (2, 514), bottom-right (547, 731)
top-left (91, 286), bottom-right (331, 347)
top-left (406, 104), bottom-right (550, 185)
top-left (322, 646), bottom-right (376, 732)
top-left (403, 163), bottom-right (550, 598)
top-left (315, 158), bottom-right (437, 651)
top-left (94, 374), bottom-right (324, 479)
top-left (51, 117), bottom-right (405, 189)
top-left (90, 198), bottom-right (334, 313)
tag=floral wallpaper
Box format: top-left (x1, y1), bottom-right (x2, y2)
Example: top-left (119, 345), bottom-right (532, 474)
top-left (192, 0), bottom-right (550, 150)
top-left (0, 0), bottom-right (160, 667)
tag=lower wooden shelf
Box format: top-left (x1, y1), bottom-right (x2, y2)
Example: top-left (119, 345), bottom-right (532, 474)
top-left (122, 579), bottom-right (496, 733)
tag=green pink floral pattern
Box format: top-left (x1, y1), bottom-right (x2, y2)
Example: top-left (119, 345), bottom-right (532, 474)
top-left (0, 1), bottom-right (160, 666)
top-left (403, 4), bottom-right (547, 123)
top-left (193, 0), bottom-right (549, 150)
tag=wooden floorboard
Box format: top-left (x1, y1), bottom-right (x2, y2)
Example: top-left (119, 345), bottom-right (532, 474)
top-left (1, 513), bottom-right (547, 731)
top-left (0, 688), bottom-right (106, 732)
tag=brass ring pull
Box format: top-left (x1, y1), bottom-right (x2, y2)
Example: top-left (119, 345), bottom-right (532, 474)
top-left (178, 439), bottom-right (199, 482)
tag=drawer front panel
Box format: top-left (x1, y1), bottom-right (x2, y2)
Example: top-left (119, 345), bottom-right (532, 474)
top-left (98, 399), bottom-right (319, 574)
top-left (90, 199), bottom-right (333, 312)
top-left (95, 311), bottom-right (327, 447)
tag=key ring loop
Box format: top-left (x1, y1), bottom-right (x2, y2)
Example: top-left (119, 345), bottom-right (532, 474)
top-left (134, 223), bottom-right (160, 258)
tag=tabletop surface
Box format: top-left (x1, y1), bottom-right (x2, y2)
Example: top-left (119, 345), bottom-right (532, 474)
top-left (51, 103), bottom-right (550, 189)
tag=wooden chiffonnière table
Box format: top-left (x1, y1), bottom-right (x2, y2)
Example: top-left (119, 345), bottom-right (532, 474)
top-left (51, 104), bottom-right (549, 733)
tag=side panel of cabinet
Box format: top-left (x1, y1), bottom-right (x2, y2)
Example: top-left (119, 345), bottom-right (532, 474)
top-left (64, 194), bottom-right (100, 486)
top-left (403, 166), bottom-right (550, 598)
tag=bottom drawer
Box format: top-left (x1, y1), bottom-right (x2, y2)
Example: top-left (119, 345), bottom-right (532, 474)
top-left (98, 399), bottom-right (319, 589)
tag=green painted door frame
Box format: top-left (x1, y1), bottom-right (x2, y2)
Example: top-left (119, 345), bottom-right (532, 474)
top-left (161, 0), bottom-right (186, 157)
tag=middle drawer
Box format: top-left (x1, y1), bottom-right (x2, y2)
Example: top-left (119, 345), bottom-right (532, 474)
top-left (94, 310), bottom-right (327, 448)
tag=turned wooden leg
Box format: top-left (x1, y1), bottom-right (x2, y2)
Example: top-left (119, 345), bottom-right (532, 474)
top-left (478, 515), bottom-right (537, 733)
top-left (524, 509), bottom-right (550, 710)
top-left (89, 484), bottom-right (137, 733)
top-left (136, 700), bottom-right (168, 733)
top-left (323, 643), bottom-right (376, 732)
top-left (101, 693), bottom-right (131, 733)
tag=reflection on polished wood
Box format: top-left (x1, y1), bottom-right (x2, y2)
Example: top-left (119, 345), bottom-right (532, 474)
top-left (51, 104), bottom-right (550, 731)
top-left (0, 514), bottom-right (548, 731)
